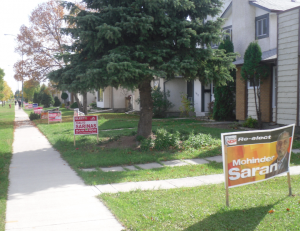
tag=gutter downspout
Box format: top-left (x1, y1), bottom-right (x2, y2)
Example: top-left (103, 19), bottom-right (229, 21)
top-left (163, 79), bottom-right (171, 95)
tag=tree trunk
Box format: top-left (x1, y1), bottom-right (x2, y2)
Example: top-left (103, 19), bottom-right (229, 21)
top-left (74, 93), bottom-right (83, 112)
top-left (253, 80), bottom-right (262, 129)
top-left (137, 79), bottom-right (153, 138)
top-left (82, 92), bottom-right (88, 115)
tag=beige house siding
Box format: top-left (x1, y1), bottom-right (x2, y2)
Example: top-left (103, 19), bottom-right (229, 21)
top-left (277, 9), bottom-right (299, 125)
top-left (165, 78), bottom-right (187, 112)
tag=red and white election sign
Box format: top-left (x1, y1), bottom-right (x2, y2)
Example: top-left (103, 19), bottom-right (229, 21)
top-left (74, 116), bottom-right (98, 135)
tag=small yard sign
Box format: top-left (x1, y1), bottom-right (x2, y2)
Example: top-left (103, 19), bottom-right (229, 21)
top-left (73, 116), bottom-right (98, 145)
top-left (33, 103), bottom-right (38, 108)
top-left (222, 124), bottom-right (295, 206)
top-left (41, 111), bottom-right (48, 120)
top-left (34, 107), bottom-right (43, 114)
top-left (48, 111), bottom-right (62, 124)
top-left (74, 108), bottom-right (79, 117)
top-left (25, 104), bottom-right (33, 109)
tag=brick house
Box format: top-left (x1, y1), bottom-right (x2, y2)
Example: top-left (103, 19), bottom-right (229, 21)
top-left (222, 0), bottom-right (300, 126)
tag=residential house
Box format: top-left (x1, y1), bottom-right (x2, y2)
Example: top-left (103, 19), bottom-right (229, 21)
top-left (221, 0), bottom-right (300, 126)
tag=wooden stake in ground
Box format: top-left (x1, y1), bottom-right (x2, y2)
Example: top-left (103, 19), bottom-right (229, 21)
top-left (224, 144), bottom-right (229, 207)
top-left (287, 172), bottom-right (292, 196)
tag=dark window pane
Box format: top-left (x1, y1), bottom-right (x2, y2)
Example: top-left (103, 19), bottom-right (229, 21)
top-left (263, 18), bottom-right (267, 35)
top-left (258, 20), bottom-right (262, 36)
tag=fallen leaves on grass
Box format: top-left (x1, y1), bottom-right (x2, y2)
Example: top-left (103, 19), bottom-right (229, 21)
top-left (268, 210), bottom-right (275, 214)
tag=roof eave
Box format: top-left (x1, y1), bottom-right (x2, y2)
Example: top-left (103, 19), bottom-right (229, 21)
top-left (249, 1), bottom-right (271, 12)
top-left (221, 2), bottom-right (232, 18)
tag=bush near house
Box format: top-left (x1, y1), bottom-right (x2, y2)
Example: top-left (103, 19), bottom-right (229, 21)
top-left (70, 102), bottom-right (78, 108)
top-left (61, 92), bottom-right (68, 101)
top-left (213, 39), bottom-right (236, 121)
top-left (152, 87), bottom-right (173, 118)
top-left (41, 93), bottom-right (54, 108)
top-left (53, 96), bottom-right (61, 106)
top-left (29, 112), bottom-right (41, 121)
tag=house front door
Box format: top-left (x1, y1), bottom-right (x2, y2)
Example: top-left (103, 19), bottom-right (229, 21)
top-left (187, 81), bottom-right (194, 106)
top-left (202, 84), bottom-right (211, 112)
top-left (97, 88), bottom-right (104, 108)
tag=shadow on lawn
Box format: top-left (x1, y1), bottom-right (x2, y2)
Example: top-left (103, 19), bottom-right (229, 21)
top-left (184, 203), bottom-right (278, 231)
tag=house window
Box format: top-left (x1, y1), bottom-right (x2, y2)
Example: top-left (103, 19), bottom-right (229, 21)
top-left (223, 25), bottom-right (232, 41)
top-left (98, 88), bottom-right (103, 102)
top-left (248, 78), bottom-right (260, 89)
top-left (255, 14), bottom-right (269, 39)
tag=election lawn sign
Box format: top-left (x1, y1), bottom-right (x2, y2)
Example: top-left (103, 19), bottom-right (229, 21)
top-left (34, 107), bottom-right (43, 114)
top-left (32, 103), bottom-right (38, 108)
top-left (74, 108), bottom-right (79, 117)
top-left (73, 116), bottom-right (98, 146)
top-left (41, 111), bottom-right (48, 120)
top-left (25, 103), bottom-right (33, 109)
top-left (48, 111), bottom-right (62, 124)
top-left (222, 124), bottom-right (295, 206)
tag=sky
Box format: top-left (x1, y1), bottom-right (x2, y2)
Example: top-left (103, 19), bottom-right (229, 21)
top-left (0, 0), bottom-right (76, 94)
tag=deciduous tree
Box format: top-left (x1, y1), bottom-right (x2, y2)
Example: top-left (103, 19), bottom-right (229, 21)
top-left (14, 0), bottom-right (69, 82)
top-left (241, 42), bottom-right (270, 128)
top-left (23, 79), bottom-right (40, 102)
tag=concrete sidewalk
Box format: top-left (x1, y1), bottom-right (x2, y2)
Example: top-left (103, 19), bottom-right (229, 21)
top-left (94, 166), bottom-right (300, 194)
top-left (5, 108), bottom-right (123, 231)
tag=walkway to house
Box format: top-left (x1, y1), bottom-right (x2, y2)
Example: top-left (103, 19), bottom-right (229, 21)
top-left (92, 162), bottom-right (300, 194)
top-left (5, 107), bottom-right (123, 231)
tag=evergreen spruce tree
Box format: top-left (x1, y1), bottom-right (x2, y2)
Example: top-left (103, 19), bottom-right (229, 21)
top-left (213, 39), bottom-right (236, 121)
top-left (49, 0), bottom-right (236, 138)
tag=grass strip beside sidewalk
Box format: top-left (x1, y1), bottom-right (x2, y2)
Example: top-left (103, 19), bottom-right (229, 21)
top-left (100, 175), bottom-right (300, 230)
top-left (0, 104), bottom-right (14, 231)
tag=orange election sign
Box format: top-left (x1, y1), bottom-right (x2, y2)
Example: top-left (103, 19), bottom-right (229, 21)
top-left (221, 124), bottom-right (295, 206)
top-left (41, 111), bottom-right (48, 120)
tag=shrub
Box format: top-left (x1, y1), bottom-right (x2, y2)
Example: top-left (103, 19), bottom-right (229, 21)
top-left (229, 122), bottom-right (240, 130)
top-left (243, 116), bottom-right (258, 128)
top-left (179, 93), bottom-right (195, 117)
top-left (89, 101), bottom-right (97, 108)
top-left (61, 92), bottom-right (68, 100)
top-left (183, 132), bottom-right (219, 149)
top-left (136, 135), bottom-right (145, 142)
top-left (140, 138), bottom-right (154, 151)
top-left (29, 112), bottom-right (41, 121)
top-left (213, 38), bottom-right (236, 121)
top-left (154, 128), bottom-right (180, 150)
top-left (152, 87), bottom-right (173, 118)
top-left (70, 102), bottom-right (78, 108)
top-left (53, 96), bottom-right (61, 106)
top-left (41, 93), bottom-right (54, 108)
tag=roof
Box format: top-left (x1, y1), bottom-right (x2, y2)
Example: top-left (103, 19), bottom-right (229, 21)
top-left (233, 48), bottom-right (277, 65)
top-left (249, 0), bottom-right (300, 12)
top-left (221, 1), bottom-right (232, 18)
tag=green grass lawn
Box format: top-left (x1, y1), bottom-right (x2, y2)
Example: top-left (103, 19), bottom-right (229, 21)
top-left (0, 103), bottom-right (14, 231)
top-left (100, 175), bottom-right (300, 230)
top-left (23, 108), bottom-right (233, 183)
top-left (24, 108), bottom-right (300, 185)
